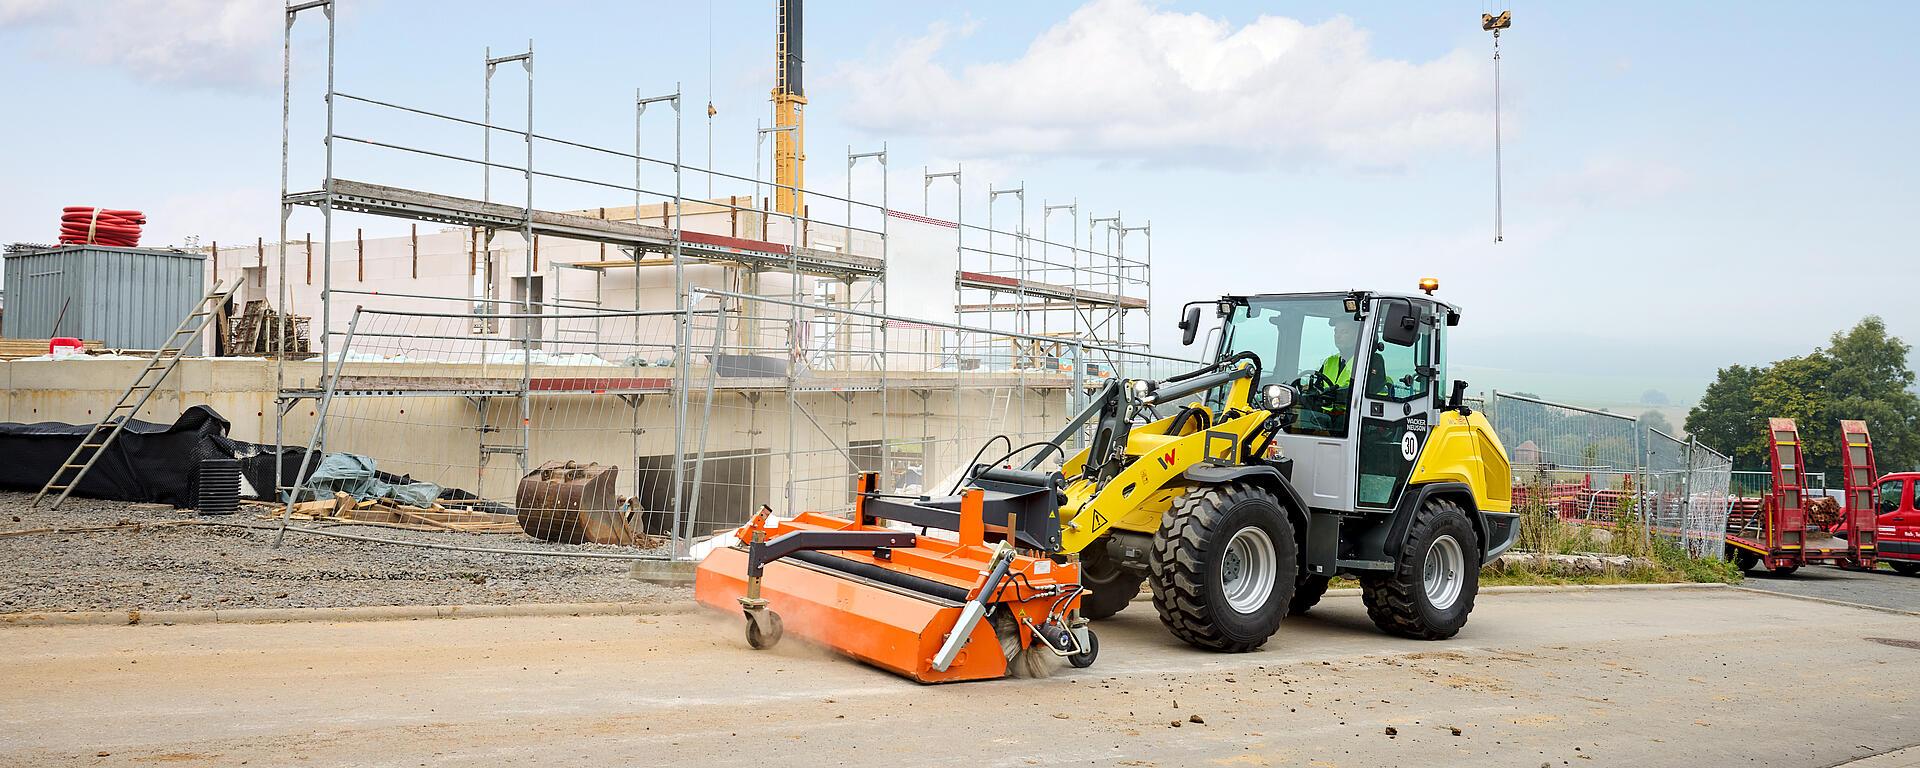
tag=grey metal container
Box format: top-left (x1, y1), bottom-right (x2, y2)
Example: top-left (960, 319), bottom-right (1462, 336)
top-left (1, 245), bottom-right (206, 348)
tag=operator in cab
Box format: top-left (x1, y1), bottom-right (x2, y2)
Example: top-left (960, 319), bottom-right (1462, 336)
top-left (1294, 318), bottom-right (1365, 435)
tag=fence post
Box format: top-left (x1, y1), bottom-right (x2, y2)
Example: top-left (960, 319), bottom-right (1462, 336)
top-left (670, 304), bottom-right (691, 558)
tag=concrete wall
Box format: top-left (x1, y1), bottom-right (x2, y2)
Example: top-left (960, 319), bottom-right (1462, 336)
top-left (3, 357), bottom-right (1070, 531)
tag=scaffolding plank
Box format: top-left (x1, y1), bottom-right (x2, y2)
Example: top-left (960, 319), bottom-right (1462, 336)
top-left (955, 270), bottom-right (1148, 310)
top-left (286, 179), bottom-right (882, 279)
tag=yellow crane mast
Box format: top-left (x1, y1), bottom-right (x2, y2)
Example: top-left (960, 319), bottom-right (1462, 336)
top-left (773, 0), bottom-right (806, 216)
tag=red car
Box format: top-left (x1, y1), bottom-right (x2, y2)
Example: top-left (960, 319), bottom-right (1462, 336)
top-left (1874, 472), bottom-right (1920, 575)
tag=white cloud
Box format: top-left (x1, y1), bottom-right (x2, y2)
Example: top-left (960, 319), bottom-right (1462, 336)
top-left (0, 0), bottom-right (279, 90)
top-left (1545, 156), bottom-right (1688, 208)
top-left (836, 0), bottom-right (1492, 170)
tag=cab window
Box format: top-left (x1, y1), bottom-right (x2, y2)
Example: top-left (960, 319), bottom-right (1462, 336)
top-left (1216, 296), bottom-right (1363, 439)
top-left (1366, 305), bottom-right (1433, 403)
top-left (1876, 479), bottom-right (1907, 514)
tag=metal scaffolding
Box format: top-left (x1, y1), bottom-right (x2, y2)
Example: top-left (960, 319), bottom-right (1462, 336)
top-left (270, 0), bottom-right (1161, 555)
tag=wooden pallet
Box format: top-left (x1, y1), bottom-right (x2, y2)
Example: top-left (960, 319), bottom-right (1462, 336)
top-left (0, 338), bottom-right (103, 360)
top-left (284, 493), bottom-right (523, 534)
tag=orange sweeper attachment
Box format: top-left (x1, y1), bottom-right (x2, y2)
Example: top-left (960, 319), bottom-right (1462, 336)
top-left (694, 472), bottom-right (1098, 683)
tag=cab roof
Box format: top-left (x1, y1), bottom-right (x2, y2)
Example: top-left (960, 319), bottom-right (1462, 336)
top-left (1224, 290), bottom-right (1461, 316)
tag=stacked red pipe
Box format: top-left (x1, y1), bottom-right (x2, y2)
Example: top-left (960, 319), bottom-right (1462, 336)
top-left (58, 207), bottom-right (146, 247)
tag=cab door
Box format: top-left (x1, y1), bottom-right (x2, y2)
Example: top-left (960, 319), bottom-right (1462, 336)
top-left (1879, 477), bottom-right (1918, 558)
top-left (1355, 299), bottom-right (1440, 511)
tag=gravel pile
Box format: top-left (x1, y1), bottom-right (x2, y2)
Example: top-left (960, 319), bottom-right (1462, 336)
top-left (0, 492), bottom-right (688, 613)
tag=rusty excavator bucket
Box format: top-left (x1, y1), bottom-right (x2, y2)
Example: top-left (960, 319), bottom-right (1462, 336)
top-left (694, 471), bottom-right (1096, 683)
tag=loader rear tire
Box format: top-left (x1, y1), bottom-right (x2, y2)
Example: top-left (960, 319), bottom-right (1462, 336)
top-left (1149, 482), bottom-right (1296, 653)
top-left (1290, 573), bottom-right (1331, 615)
top-left (1078, 545), bottom-right (1144, 620)
top-left (1360, 497), bottom-right (1479, 640)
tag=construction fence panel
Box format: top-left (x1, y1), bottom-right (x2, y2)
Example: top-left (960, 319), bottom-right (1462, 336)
top-left (673, 289), bottom-right (1202, 552)
top-left (1683, 440), bottom-right (1733, 558)
top-left (278, 305), bottom-right (693, 559)
top-left (1644, 427), bottom-right (1689, 546)
top-left (1490, 392), bottom-right (1641, 531)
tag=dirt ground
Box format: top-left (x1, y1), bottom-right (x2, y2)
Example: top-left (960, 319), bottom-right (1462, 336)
top-left (2, 588), bottom-right (1916, 767)
top-left (0, 492), bottom-right (680, 612)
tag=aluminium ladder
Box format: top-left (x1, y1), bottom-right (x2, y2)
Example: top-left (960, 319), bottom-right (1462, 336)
top-left (31, 280), bottom-right (237, 510)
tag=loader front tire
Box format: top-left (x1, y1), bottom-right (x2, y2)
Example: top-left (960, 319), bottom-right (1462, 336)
top-left (1078, 544), bottom-right (1144, 620)
top-left (1149, 482), bottom-right (1296, 652)
top-left (1360, 497), bottom-right (1479, 640)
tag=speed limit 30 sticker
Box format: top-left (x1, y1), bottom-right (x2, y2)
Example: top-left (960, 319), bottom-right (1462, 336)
top-left (1400, 431), bottom-right (1420, 460)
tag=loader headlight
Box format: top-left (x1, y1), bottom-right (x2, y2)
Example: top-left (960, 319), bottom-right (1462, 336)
top-left (1130, 379), bottom-right (1154, 402)
top-left (1263, 384), bottom-right (1295, 411)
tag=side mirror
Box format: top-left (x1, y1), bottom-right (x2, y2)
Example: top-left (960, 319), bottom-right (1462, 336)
top-left (1179, 304), bottom-right (1203, 346)
top-left (1381, 299), bottom-right (1420, 347)
top-left (1262, 383), bottom-right (1296, 411)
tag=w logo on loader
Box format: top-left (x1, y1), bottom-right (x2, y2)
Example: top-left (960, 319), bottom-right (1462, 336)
top-left (1156, 448), bottom-right (1178, 470)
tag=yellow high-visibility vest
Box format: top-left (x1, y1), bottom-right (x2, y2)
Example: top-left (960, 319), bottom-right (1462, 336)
top-left (1319, 354), bottom-right (1353, 387)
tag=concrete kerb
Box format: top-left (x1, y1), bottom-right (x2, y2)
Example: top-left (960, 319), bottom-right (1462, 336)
top-left (0, 600), bottom-right (696, 629)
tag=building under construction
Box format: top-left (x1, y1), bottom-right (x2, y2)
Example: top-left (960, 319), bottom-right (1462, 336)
top-left (121, 0), bottom-right (1168, 551)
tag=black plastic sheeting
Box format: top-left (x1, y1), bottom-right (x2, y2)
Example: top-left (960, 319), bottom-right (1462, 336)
top-left (0, 405), bottom-right (314, 508)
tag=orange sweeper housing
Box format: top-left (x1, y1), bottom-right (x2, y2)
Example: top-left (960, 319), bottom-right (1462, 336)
top-left (694, 473), bottom-right (1094, 683)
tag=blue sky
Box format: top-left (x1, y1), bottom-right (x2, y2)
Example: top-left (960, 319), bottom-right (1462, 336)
top-left (2, 1), bottom-right (1916, 410)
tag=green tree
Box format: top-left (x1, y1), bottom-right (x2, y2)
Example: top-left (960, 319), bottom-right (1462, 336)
top-left (1824, 317), bottom-right (1920, 472)
top-left (1686, 364), bottom-right (1766, 468)
top-left (1684, 317), bottom-right (1920, 474)
top-left (1750, 352), bottom-right (1837, 470)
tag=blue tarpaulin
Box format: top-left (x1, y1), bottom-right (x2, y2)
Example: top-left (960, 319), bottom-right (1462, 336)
top-left (291, 453), bottom-right (441, 507)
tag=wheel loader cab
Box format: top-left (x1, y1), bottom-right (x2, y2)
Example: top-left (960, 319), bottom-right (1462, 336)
top-left (1211, 292), bottom-right (1445, 515)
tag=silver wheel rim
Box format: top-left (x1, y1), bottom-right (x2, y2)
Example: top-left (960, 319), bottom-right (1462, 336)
top-left (1219, 526), bottom-right (1277, 614)
top-left (1423, 535), bottom-right (1465, 611)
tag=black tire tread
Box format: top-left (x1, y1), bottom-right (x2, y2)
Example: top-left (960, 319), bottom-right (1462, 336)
top-left (1359, 497), bottom-right (1477, 641)
top-left (1148, 481), bottom-right (1294, 653)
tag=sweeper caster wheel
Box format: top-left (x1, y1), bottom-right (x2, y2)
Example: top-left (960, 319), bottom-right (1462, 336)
top-left (744, 608), bottom-right (783, 650)
top-left (1068, 629), bottom-right (1099, 669)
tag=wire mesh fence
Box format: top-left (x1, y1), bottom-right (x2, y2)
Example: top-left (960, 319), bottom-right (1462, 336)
top-left (273, 292), bottom-right (1200, 560)
top-left (673, 288), bottom-right (1197, 548)
top-left (1489, 392), bottom-right (1731, 558)
top-left (1731, 469), bottom-right (1829, 498)
top-left (279, 305), bottom-right (695, 558)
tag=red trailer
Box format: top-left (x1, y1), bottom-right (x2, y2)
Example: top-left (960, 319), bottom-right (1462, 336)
top-left (1725, 418), bottom-right (1877, 575)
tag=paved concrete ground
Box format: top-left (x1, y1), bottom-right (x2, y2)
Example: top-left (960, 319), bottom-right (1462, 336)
top-left (1739, 563), bottom-right (1919, 613)
top-left (2, 588), bottom-right (1917, 767)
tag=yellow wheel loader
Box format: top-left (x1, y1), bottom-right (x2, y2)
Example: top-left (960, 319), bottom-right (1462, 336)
top-left (696, 282), bottom-right (1517, 681)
